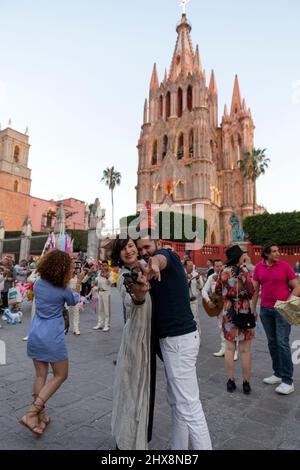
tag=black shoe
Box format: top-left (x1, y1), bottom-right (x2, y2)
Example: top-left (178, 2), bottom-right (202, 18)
top-left (113, 360), bottom-right (117, 366)
top-left (243, 381), bottom-right (251, 394)
top-left (227, 379), bottom-right (236, 392)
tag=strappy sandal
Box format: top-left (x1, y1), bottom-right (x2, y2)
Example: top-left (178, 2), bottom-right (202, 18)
top-left (32, 393), bottom-right (51, 429)
top-left (20, 398), bottom-right (44, 436)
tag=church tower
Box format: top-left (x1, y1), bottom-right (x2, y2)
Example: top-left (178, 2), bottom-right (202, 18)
top-left (136, 13), bottom-right (256, 244)
top-left (0, 123), bottom-right (32, 230)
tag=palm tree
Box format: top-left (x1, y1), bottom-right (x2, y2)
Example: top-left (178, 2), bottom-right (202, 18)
top-left (101, 166), bottom-right (121, 235)
top-left (238, 148), bottom-right (270, 215)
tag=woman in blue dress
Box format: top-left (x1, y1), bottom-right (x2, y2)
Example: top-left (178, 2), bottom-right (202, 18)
top-left (20, 250), bottom-right (82, 436)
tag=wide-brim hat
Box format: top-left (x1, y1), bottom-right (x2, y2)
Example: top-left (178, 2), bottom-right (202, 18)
top-left (225, 245), bottom-right (247, 266)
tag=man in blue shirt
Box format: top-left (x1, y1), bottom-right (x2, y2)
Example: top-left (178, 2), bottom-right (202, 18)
top-left (136, 231), bottom-right (212, 451)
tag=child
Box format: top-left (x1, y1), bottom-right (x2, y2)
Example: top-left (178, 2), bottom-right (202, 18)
top-left (87, 281), bottom-right (98, 314)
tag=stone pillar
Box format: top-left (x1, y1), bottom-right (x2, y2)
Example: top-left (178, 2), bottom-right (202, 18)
top-left (87, 198), bottom-right (105, 260)
top-left (0, 220), bottom-right (5, 259)
top-left (54, 203), bottom-right (66, 234)
top-left (19, 216), bottom-right (32, 262)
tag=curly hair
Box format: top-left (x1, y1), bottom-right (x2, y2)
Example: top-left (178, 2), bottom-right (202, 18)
top-left (36, 250), bottom-right (72, 288)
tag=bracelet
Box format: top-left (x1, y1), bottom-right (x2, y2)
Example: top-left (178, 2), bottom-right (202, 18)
top-left (133, 298), bottom-right (146, 305)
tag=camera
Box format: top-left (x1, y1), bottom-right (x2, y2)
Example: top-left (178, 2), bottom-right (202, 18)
top-left (123, 271), bottom-right (140, 284)
top-left (230, 265), bottom-right (240, 277)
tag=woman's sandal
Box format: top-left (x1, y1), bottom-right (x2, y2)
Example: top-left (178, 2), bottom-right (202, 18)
top-left (20, 397), bottom-right (45, 436)
top-left (32, 394), bottom-right (51, 430)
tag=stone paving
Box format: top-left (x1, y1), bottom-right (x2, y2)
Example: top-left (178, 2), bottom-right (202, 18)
top-left (1, 289), bottom-right (300, 450)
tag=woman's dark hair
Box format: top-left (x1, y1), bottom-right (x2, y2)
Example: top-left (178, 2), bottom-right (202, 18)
top-left (226, 256), bottom-right (241, 267)
top-left (36, 249), bottom-right (72, 288)
top-left (111, 236), bottom-right (135, 268)
top-left (262, 242), bottom-right (278, 260)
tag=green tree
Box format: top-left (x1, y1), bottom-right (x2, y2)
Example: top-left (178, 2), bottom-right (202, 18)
top-left (238, 148), bottom-right (270, 214)
top-left (101, 166), bottom-right (121, 235)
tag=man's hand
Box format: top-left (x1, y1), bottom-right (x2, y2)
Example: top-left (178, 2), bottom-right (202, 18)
top-left (77, 271), bottom-right (85, 282)
top-left (139, 258), bottom-right (161, 282)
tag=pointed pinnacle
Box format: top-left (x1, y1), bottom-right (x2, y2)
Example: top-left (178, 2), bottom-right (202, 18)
top-left (150, 63), bottom-right (159, 91)
top-left (209, 70), bottom-right (217, 95)
top-left (230, 74), bottom-right (242, 115)
top-left (193, 45), bottom-right (202, 74)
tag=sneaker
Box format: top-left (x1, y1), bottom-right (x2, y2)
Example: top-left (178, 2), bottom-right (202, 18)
top-left (263, 375), bottom-right (282, 385)
top-left (93, 325), bottom-right (103, 330)
top-left (234, 350), bottom-right (238, 361)
top-left (243, 381), bottom-right (251, 394)
top-left (102, 326), bottom-right (110, 332)
top-left (73, 331), bottom-right (81, 335)
top-left (22, 336), bottom-right (28, 341)
top-left (227, 379), bottom-right (236, 393)
top-left (275, 383), bottom-right (294, 395)
top-left (213, 349), bottom-right (225, 357)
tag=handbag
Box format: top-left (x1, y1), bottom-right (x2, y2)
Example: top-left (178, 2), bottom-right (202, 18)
top-left (231, 312), bottom-right (256, 330)
top-left (8, 285), bottom-right (23, 305)
top-left (229, 273), bottom-right (256, 330)
top-left (275, 296), bottom-right (300, 326)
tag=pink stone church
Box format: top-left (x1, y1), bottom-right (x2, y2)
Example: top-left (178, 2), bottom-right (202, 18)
top-left (136, 13), bottom-right (258, 244)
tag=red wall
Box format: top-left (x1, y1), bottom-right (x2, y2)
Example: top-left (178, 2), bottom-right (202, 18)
top-left (161, 241), bottom-right (300, 268)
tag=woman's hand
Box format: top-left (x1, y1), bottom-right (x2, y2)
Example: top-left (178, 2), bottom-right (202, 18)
top-left (130, 278), bottom-right (150, 302)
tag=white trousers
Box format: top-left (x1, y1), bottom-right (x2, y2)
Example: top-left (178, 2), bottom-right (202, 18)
top-left (218, 313), bottom-right (226, 352)
top-left (97, 291), bottom-right (111, 328)
top-left (159, 331), bottom-right (212, 450)
top-left (190, 300), bottom-right (201, 336)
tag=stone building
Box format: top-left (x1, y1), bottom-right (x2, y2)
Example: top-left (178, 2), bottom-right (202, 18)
top-left (0, 125), bottom-right (31, 230)
top-left (136, 13), bottom-right (257, 244)
top-left (0, 123), bottom-right (87, 232)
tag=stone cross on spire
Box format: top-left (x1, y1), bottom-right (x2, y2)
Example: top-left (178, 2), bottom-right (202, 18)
top-left (179, 0), bottom-right (191, 15)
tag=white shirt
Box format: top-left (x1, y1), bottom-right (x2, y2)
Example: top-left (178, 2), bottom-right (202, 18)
top-left (202, 272), bottom-right (220, 303)
top-left (96, 272), bottom-right (114, 292)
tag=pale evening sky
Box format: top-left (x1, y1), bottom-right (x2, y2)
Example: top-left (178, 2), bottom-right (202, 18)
top-left (0, 0), bottom-right (299, 231)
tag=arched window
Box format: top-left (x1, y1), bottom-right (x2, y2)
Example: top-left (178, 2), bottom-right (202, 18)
top-left (210, 140), bottom-right (214, 161)
top-left (230, 136), bottom-right (235, 169)
top-left (162, 135), bottom-right (168, 159)
top-left (166, 92), bottom-right (171, 119)
top-left (13, 145), bottom-right (20, 163)
top-left (177, 133), bottom-right (184, 160)
top-left (237, 135), bottom-right (242, 163)
top-left (187, 85), bottom-right (193, 111)
top-left (177, 87), bottom-right (183, 117)
top-left (152, 141), bottom-right (158, 165)
top-left (189, 129), bottom-right (194, 158)
top-left (14, 180), bottom-right (19, 192)
top-left (159, 95), bottom-right (163, 118)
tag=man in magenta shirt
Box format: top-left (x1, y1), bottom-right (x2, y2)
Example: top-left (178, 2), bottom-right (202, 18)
top-left (253, 242), bottom-right (300, 395)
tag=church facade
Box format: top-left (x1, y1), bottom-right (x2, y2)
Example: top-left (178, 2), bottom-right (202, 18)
top-left (136, 14), bottom-right (256, 244)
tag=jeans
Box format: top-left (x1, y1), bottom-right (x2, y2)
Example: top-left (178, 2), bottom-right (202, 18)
top-left (260, 307), bottom-right (293, 385)
top-left (159, 331), bottom-right (212, 450)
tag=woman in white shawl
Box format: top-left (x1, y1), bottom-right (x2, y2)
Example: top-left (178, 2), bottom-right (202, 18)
top-left (111, 236), bottom-right (157, 450)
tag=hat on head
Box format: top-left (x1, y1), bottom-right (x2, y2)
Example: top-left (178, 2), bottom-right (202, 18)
top-left (225, 245), bottom-right (247, 266)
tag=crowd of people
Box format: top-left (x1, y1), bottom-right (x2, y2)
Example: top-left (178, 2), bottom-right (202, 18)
top-left (0, 237), bottom-right (300, 450)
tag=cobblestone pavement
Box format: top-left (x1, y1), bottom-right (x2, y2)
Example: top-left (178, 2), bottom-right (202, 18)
top-left (1, 288), bottom-right (300, 450)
